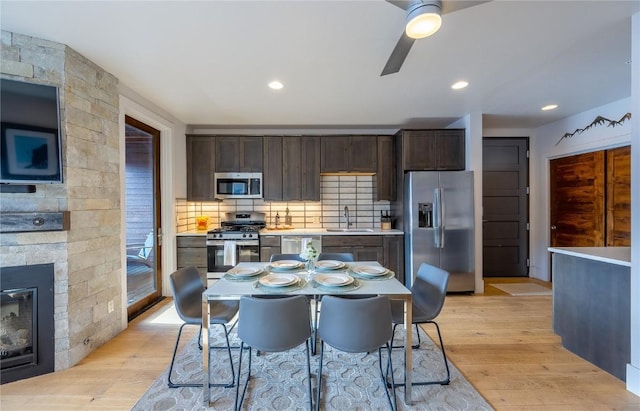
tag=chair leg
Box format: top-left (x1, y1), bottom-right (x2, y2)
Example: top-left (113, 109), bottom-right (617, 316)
top-left (381, 342), bottom-right (397, 411)
top-left (315, 341), bottom-right (325, 411)
top-left (305, 339), bottom-right (313, 411)
top-left (388, 320), bottom-right (450, 388)
top-left (168, 323), bottom-right (197, 388)
top-left (235, 343), bottom-right (253, 411)
top-left (390, 323), bottom-right (420, 350)
top-left (168, 323), bottom-right (236, 389)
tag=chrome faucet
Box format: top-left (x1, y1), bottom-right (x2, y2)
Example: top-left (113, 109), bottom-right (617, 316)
top-left (344, 206), bottom-right (351, 228)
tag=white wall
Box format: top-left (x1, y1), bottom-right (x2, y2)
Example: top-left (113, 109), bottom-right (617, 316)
top-left (529, 98), bottom-right (631, 281)
top-left (626, 10), bottom-right (640, 397)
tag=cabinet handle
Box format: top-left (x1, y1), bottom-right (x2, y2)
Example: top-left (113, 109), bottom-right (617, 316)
top-left (550, 225), bottom-right (557, 230)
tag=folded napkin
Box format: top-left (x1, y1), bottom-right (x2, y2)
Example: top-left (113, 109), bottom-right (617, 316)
top-left (223, 240), bottom-right (237, 266)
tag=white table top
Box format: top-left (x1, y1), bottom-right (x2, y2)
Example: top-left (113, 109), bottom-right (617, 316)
top-left (203, 261), bottom-right (411, 300)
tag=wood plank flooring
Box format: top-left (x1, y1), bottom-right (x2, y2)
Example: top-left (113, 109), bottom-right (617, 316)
top-left (1, 278), bottom-right (638, 410)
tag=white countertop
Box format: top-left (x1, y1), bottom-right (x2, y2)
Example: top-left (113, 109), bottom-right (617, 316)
top-left (260, 228), bottom-right (404, 236)
top-left (176, 228), bottom-right (404, 236)
top-left (548, 247), bottom-right (631, 267)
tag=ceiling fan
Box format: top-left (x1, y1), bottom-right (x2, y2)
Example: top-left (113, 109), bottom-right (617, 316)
top-left (381, 0), bottom-right (490, 76)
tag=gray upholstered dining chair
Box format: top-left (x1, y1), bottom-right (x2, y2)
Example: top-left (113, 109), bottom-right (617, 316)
top-left (168, 266), bottom-right (238, 388)
top-left (316, 295), bottom-right (397, 411)
top-left (235, 295), bottom-right (313, 411)
top-left (317, 252), bottom-right (354, 262)
top-left (269, 253), bottom-right (305, 262)
top-left (390, 262), bottom-right (451, 386)
top-left (311, 252), bottom-right (356, 353)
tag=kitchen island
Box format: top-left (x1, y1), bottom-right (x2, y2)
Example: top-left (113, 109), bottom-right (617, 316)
top-left (548, 247), bottom-right (631, 381)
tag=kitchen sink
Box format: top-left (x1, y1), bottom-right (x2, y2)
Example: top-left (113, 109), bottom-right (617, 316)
top-left (325, 228), bottom-right (374, 232)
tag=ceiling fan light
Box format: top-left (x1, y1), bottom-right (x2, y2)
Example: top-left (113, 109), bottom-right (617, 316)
top-left (406, 2), bottom-right (442, 39)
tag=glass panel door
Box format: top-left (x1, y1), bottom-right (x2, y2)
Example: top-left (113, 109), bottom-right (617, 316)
top-left (125, 115), bottom-right (162, 320)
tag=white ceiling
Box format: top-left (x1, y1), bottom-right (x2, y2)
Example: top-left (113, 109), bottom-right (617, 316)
top-left (2, 1), bottom-right (638, 130)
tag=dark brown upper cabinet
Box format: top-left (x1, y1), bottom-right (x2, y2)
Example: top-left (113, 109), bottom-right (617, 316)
top-left (215, 136), bottom-right (263, 172)
top-left (263, 136), bottom-right (320, 201)
top-left (186, 135), bottom-right (216, 201)
top-left (376, 135), bottom-right (396, 201)
top-left (320, 136), bottom-right (377, 173)
top-left (400, 129), bottom-right (465, 171)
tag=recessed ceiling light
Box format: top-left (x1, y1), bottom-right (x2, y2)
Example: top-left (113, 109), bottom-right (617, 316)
top-left (268, 80), bottom-right (284, 90)
top-left (541, 104), bottom-right (558, 111)
top-left (451, 81), bottom-right (468, 90)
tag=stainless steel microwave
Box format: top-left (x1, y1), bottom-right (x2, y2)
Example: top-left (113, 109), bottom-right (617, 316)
top-left (214, 172), bottom-right (262, 199)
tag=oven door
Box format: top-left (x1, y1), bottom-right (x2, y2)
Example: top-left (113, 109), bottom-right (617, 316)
top-left (207, 240), bottom-right (260, 274)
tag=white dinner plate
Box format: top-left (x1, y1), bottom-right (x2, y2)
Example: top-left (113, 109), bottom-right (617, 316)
top-left (227, 267), bottom-right (263, 277)
top-left (314, 260), bottom-right (346, 270)
top-left (258, 273), bottom-right (299, 287)
top-left (351, 265), bottom-right (388, 277)
top-left (270, 260), bottom-right (304, 270)
top-left (314, 273), bottom-right (354, 287)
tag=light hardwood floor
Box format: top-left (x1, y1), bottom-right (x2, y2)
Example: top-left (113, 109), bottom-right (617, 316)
top-left (1, 278), bottom-right (638, 410)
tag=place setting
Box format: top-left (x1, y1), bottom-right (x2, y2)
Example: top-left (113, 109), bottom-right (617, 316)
top-left (252, 272), bottom-right (306, 293)
top-left (313, 259), bottom-right (347, 271)
top-left (223, 266), bottom-right (266, 281)
top-left (349, 265), bottom-right (395, 280)
top-left (311, 272), bottom-right (361, 292)
top-left (268, 260), bottom-right (305, 272)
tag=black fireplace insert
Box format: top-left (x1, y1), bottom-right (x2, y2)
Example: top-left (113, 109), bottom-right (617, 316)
top-left (0, 263), bottom-right (54, 384)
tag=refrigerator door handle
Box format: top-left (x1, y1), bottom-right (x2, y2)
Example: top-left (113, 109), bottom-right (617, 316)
top-left (433, 188), bottom-right (444, 248)
top-left (440, 188), bottom-right (445, 249)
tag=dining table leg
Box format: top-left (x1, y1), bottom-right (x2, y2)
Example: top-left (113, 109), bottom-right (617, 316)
top-left (404, 294), bottom-right (413, 405)
top-left (202, 299), bottom-right (210, 405)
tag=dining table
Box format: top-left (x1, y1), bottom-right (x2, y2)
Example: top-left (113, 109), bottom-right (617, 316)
top-left (201, 260), bottom-right (413, 406)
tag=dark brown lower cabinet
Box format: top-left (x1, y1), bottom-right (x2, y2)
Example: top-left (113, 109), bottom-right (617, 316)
top-left (322, 235), bottom-right (404, 283)
top-left (176, 236), bottom-right (207, 284)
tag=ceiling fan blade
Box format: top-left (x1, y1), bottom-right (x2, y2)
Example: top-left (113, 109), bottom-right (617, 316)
top-left (381, 32), bottom-right (415, 76)
top-left (385, 0), bottom-right (412, 11)
top-left (441, 0), bottom-right (491, 15)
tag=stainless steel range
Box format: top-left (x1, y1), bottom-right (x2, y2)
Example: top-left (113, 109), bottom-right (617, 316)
top-left (206, 211), bottom-right (266, 282)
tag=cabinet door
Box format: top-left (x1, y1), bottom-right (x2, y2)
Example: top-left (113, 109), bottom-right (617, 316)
top-left (176, 236), bottom-right (207, 280)
top-left (349, 136), bottom-right (377, 172)
top-left (300, 136), bottom-right (320, 201)
top-left (402, 130), bottom-right (438, 170)
top-left (321, 136), bottom-right (350, 172)
top-left (283, 137), bottom-right (302, 200)
top-left (354, 247), bottom-right (384, 264)
top-left (186, 136), bottom-right (216, 200)
top-left (241, 136), bottom-right (263, 172)
top-left (216, 136), bottom-right (263, 172)
top-left (263, 136), bottom-right (283, 201)
top-left (215, 136), bottom-right (240, 172)
top-left (376, 135), bottom-right (396, 201)
top-left (436, 129), bottom-right (465, 170)
top-left (383, 235), bottom-right (404, 284)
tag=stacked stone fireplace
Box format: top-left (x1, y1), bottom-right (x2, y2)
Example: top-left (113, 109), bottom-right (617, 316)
top-left (1, 264), bottom-right (55, 384)
top-left (1, 30), bottom-right (124, 383)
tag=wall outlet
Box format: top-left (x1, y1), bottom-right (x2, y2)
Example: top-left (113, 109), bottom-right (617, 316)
top-left (108, 300), bottom-right (114, 313)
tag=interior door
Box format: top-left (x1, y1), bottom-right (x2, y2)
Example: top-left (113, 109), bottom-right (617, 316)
top-left (125, 115), bottom-right (162, 320)
top-left (482, 138), bottom-right (529, 277)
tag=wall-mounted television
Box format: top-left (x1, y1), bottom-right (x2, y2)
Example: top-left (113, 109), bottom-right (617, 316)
top-left (1, 78), bottom-right (62, 184)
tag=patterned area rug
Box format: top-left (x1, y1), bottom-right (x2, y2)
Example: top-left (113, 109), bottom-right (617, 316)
top-left (132, 326), bottom-right (492, 410)
top-left (490, 283), bottom-right (552, 296)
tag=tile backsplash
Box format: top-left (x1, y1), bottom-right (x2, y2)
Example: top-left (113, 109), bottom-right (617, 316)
top-left (176, 175), bottom-right (391, 232)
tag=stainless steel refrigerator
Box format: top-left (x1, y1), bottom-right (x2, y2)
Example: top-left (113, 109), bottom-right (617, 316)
top-left (404, 171), bottom-right (475, 292)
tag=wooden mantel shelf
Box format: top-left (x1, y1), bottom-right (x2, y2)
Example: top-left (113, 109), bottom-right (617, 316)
top-left (0, 211), bottom-right (70, 233)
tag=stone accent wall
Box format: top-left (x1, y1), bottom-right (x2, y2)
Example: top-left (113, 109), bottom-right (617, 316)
top-left (0, 30), bottom-right (123, 371)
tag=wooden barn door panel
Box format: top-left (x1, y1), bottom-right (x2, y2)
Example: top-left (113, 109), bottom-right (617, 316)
top-left (606, 146), bottom-right (631, 246)
top-left (550, 151), bottom-right (605, 247)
